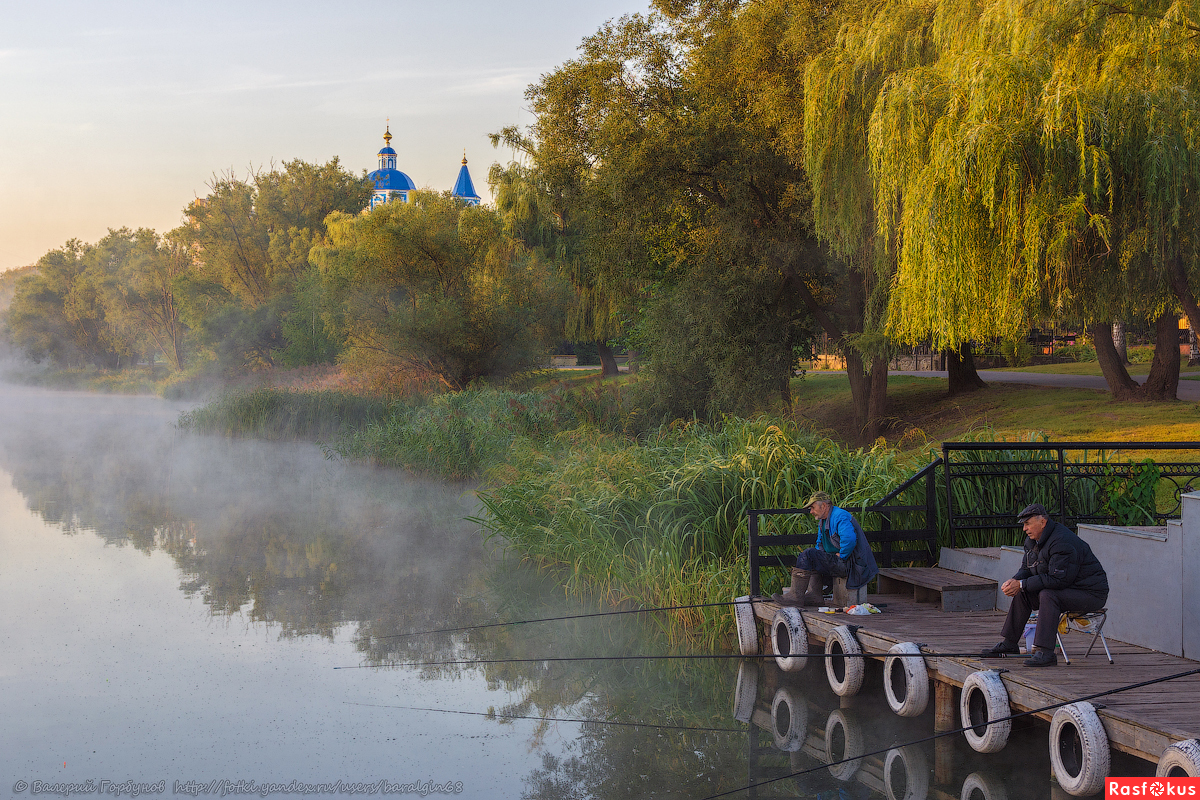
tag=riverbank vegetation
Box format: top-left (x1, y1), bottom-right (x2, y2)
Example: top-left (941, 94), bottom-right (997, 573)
top-left (176, 371), bottom-right (1193, 645)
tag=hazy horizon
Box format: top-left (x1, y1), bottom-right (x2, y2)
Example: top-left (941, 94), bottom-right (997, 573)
top-left (0, 0), bottom-right (648, 273)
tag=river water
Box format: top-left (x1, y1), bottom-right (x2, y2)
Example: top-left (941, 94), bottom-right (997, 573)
top-left (0, 383), bottom-right (1133, 799)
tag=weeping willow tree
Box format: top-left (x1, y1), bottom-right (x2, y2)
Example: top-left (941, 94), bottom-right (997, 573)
top-left (488, 123), bottom-right (636, 380)
top-left (806, 0), bottom-right (1200, 400)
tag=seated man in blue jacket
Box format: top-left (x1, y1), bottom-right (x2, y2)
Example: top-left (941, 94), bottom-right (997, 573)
top-left (981, 502), bottom-right (1109, 667)
top-left (773, 491), bottom-right (879, 607)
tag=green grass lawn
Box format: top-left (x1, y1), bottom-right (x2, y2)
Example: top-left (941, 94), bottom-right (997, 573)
top-left (987, 361), bottom-right (1200, 376)
top-left (792, 373), bottom-right (1200, 453)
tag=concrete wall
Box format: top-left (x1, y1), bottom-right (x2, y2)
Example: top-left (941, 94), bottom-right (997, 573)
top-left (1183, 493), bottom-right (1200, 660)
top-left (941, 494), bottom-right (1200, 658)
top-left (1077, 522), bottom-right (1180, 657)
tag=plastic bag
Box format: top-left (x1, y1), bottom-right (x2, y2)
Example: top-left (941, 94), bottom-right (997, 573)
top-left (846, 603), bottom-right (881, 615)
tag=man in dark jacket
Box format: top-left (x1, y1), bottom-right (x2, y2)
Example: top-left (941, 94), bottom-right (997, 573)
top-left (981, 503), bottom-right (1109, 666)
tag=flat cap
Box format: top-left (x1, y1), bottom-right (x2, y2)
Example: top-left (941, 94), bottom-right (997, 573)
top-left (1016, 502), bottom-right (1050, 522)
top-left (803, 490), bottom-right (833, 509)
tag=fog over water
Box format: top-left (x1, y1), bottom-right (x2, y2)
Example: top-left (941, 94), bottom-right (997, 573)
top-left (0, 382), bottom-right (1135, 798)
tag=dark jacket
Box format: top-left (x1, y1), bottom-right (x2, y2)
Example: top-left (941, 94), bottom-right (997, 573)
top-left (1013, 520), bottom-right (1109, 598)
top-left (844, 512), bottom-right (879, 590)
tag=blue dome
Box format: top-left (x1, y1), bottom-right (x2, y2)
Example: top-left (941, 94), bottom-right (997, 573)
top-left (369, 168), bottom-right (417, 191)
top-left (378, 146), bottom-right (397, 155)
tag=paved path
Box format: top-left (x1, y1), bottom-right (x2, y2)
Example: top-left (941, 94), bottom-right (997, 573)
top-left (875, 369), bottom-right (1200, 401)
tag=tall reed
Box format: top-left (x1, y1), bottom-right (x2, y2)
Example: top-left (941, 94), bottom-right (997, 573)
top-left (475, 419), bottom-right (907, 647)
top-left (177, 388), bottom-right (391, 440)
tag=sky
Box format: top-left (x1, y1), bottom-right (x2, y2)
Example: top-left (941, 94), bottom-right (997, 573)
top-left (0, 0), bottom-right (650, 273)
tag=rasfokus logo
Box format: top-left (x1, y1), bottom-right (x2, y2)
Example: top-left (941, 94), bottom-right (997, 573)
top-left (1107, 778), bottom-right (1200, 797)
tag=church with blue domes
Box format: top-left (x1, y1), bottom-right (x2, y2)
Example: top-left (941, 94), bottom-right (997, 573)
top-left (368, 125), bottom-right (480, 210)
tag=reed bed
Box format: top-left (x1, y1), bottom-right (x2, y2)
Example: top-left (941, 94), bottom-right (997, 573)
top-left (475, 419), bottom-right (908, 648)
top-left (177, 388), bottom-right (392, 440)
top-left (332, 388), bottom-right (580, 479)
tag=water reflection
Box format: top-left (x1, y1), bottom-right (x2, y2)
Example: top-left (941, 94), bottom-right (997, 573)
top-left (0, 383), bottom-right (761, 797)
top-left (732, 655), bottom-right (1131, 800)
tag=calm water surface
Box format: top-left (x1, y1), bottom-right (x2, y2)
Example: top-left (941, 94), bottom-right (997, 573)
top-left (0, 383), bottom-right (1131, 799)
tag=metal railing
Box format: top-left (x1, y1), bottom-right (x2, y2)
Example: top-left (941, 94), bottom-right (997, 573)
top-left (747, 459), bottom-right (941, 597)
top-left (942, 441), bottom-right (1200, 548)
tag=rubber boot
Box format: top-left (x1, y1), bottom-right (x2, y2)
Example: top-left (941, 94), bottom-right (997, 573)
top-left (804, 572), bottom-right (824, 607)
top-left (771, 568), bottom-right (810, 607)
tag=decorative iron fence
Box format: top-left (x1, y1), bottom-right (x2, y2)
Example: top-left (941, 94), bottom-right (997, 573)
top-left (747, 442), bottom-right (1200, 596)
top-left (942, 441), bottom-right (1200, 549)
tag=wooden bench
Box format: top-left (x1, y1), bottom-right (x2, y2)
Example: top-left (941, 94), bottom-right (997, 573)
top-left (876, 567), bottom-right (996, 612)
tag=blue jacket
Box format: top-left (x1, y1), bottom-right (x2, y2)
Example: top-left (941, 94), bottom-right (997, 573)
top-left (821, 506), bottom-right (880, 590)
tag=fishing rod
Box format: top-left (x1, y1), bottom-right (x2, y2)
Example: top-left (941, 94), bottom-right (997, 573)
top-left (696, 663), bottom-right (1200, 800)
top-left (343, 700), bottom-right (747, 733)
top-left (334, 648), bottom-right (1024, 670)
top-left (367, 599), bottom-right (755, 641)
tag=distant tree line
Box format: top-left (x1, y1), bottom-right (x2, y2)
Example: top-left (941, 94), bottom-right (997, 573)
top-left (1, 160), bottom-right (568, 390)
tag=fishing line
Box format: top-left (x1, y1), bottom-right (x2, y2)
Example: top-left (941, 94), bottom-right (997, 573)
top-left (368, 599), bottom-right (753, 641)
top-left (334, 649), bottom-right (1017, 669)
top-left (343, 701), bottom-right (746, 733)
top-left (696, 664), bottom-right (1200, 800)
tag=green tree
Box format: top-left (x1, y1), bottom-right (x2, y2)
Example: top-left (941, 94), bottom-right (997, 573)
top-left (806, 0), bottom-right (1200, 401)
top-left (516, 6), bottom-right (842, 422)
top-left (95, 228), bottom-right (189, 370)
top-left (5, 236), bottom-right (140, 369)
top-left (311, 192), bottom-right (568, 390)
top-left (181, 158), bottom-right (371, 372)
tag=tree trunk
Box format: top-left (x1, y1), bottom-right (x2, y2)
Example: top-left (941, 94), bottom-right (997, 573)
top-left (597, 341), bottom-right (619, 378)
top-left (945, 342), bottom-right (987, 395)
top-left (1140, 312), bottom-right (1180, 401)
top-left (1089, 321), bottom-right (1140, 400)
top-left (1111, 321), bottom-right (1129, 364)
top-left (845, 350), bottom-right (888, 441)
top-left (625, 349), bottom-right (640, 374)
top-left (1189, 326), bottom-right (1199, 367)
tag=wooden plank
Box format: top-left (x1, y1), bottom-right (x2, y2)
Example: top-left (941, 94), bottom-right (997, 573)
top-left (877, 567), bottom-right (996, 592)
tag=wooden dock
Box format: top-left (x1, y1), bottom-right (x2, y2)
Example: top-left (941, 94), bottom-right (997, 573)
top-left (749, 594), bottom-right (1200, 765)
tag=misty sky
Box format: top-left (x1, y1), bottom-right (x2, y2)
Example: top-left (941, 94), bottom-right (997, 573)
top-left (0, 0), bottom-right (649, 272)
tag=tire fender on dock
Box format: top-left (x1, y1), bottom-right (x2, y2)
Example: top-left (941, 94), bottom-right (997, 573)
top-left (733, 596), bottom-right (760, 656)
top-left (733, 661), bottom-right (759, 724)
top-left (1157, 739), bottom-right (1200, 777)
top-left (883, 744), bottom-right (930, 800)
top-left (770, 686), bottom-right (809, 752)
top-left (1048, 701), bottom-right (1110, 797)
top-left (825, 625), bottom-right (865, 696)
top-left (771, 607), bottom-right (808, 672)
top-left (884, 642), bottom-right (929, 717)
top-left (959, 771), bottom-right (1008, 800)
top-left (960, 670), bottom-right (1011, 753)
